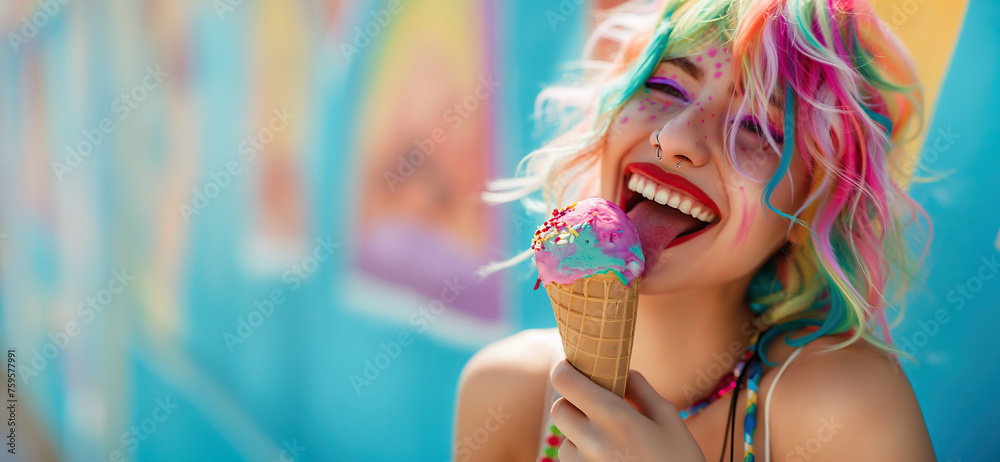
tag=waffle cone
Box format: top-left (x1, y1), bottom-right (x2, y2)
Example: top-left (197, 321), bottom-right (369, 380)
top-left (544, 273), bottom-right (640, 398)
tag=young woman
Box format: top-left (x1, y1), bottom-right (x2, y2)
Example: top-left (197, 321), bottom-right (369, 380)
top-left (455, 0), bottom-right (935, 460)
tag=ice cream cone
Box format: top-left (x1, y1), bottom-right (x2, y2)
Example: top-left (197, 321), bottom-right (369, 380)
top-left (545, 272), bottom-right (640, 398)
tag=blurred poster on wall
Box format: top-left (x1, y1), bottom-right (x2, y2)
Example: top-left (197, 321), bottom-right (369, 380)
top-left (342, 0), bottom-right (507, 346)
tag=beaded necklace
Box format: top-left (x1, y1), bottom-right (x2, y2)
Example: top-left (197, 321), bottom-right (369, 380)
top-left (679, 332), bottom-right (758, 420)
top-left (539, 332), bottom-right (764, 462)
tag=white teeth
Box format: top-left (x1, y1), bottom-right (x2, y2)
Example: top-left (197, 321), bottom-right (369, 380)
top-left (678, 199), bottom-right (693, 214)
top-left (654, 189), bottom-right (669, 205)
top-left (642, 183), bottom-right (657, 199)
top-left (626, 172), bottom-right (719, 223)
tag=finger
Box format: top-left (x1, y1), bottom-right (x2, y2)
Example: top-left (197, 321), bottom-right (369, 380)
top-left (550, 397), bottom-right (593, 444)
top-left (624, 369), bottom-right (681, 424)
top-left (557, 437), bottom-right (582, 462)
top-left (550, 360), bottom-right (629, 421)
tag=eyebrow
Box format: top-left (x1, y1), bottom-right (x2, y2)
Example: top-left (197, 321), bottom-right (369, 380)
top-left (662, 57), bottom-right (703, 81)
top-left (662, 57), bottom-right (783, 110)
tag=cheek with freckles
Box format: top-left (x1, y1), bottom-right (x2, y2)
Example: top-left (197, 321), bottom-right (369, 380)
top-left (619, 92), bottom-right (682, 119)
top-left (723, 155), bottom-right (809, 252)
top-left (720, 182), bottom-right (789, 254)
top-left (717, 150), bottom-right (785, 251)
top-left (720, 174), bottom-right (756, 251)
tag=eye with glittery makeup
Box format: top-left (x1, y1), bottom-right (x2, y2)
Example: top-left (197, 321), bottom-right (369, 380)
top-left (644, 76), bottom-right (691, 102)
top-left (737, 115), bottom-right (784, 146)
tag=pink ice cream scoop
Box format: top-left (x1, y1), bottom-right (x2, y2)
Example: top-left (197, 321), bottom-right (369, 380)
top-left (531, 197), bottom-right (645, 286)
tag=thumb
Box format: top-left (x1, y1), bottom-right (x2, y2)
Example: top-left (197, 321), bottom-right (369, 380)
top-left (624, 369), bottom-right (681, 424)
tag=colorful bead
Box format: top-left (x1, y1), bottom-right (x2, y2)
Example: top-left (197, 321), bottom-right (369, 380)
top-left (743, 360), bottom-right (762, 462)
top-left (678, 335), bottom-right (758, 421)
top-left (539, 425), bottom-right (565, 462)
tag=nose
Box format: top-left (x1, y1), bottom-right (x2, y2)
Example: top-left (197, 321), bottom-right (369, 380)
top-left (648, 123), bottom-right (710, 168)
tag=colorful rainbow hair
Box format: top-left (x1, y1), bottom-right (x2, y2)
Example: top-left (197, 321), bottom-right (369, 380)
top-left (485, 0), bottom-right (932, 362)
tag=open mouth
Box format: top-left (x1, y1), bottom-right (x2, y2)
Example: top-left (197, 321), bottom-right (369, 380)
top-left (618, 163), bottom-right (723, 253)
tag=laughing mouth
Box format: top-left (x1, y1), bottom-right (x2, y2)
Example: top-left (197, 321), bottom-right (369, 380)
top-left (619, 163), bottom-right (723, 244)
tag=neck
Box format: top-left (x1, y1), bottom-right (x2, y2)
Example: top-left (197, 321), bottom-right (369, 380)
top-left (629, 274), bottom-right (758, 410)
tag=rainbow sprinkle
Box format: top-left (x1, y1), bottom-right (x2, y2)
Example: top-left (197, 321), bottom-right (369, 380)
top-left (530, 202), bottom-right (587, 252)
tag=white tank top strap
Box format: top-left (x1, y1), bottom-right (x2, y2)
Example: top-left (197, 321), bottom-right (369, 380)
top-left (763, 346), bottom-right (805, 462)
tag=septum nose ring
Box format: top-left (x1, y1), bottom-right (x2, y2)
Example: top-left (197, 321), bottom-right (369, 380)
top-left (654, 130), bottom-right (686, 168)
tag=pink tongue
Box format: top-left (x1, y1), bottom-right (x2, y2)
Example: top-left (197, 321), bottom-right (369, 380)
top-left (627, 201), bottom-right (705, 272)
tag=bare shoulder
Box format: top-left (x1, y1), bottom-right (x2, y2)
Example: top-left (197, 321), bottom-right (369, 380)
top-left (453, 328), bottom-right (560, 462)
top-left (762, 333), bottom-right (935, 461)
